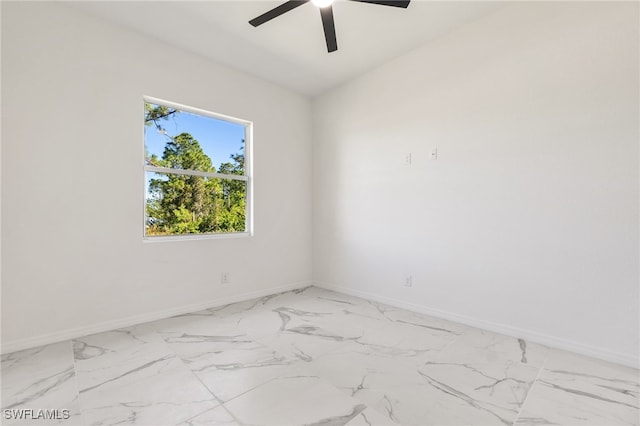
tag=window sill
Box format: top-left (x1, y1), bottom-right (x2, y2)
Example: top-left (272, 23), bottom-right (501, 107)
top-left (143, 232), bottom-right (251, 243)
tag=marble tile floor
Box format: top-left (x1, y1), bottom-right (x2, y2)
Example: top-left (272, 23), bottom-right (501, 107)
top-left (2, 286), bottom-right (638, 426)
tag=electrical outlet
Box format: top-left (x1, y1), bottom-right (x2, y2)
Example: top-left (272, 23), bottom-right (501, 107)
top-left (430, 148), bottom-right (438, 160)
top-left (221, 272), bottom-right (229, 284)
top-left (403, 275), bottom-right (413, 287)
top-left (404, 152), bottom-right (412, 166)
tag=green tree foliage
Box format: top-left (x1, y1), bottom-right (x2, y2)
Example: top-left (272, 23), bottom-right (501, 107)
top-left (145, 104), bottom-right (246, 236)
top-left (145, 103), bottom-right (177, 132)
top-left (145, 104), bottom-right (177, 167)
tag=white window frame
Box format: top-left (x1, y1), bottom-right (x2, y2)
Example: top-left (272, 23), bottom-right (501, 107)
top-left (143, 96), bottom-right (253, 241)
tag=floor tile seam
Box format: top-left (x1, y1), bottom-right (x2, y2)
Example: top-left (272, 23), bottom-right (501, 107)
top-left (253, 336), bottom-right (326, 368)
top-left (213, 374), bottom-right (298, 425)
top-left (293, 288), bottom-right (323, 301)
top-left (306, 342), bottom-right (354, 361)
top-left (288, 321), bottom-right (391, 359)
top-left (300, 292), bottom-right (366, 308)
top-left (302, 354), bottom-right (438, 424)
top-left (417, 325), bottom-right (464, 361)
top-left (149, 327), bottom-right (232, 424)
top-left (147, 288), bottom-right (344, 337)
top-left (150, 296), bottom-right (321, 423)
top-left (209, 373), bottom-right (283, 407)
top-left (176, 353), bottom-right (245, 426)
top-left (150, 317), bottom-right (223, 372)
top-left (217, 403), bottom-right (244, 426)
top-left (273, 291), bottom-right (345, 316)
top-left (67, 339), bottom-right (86, 426)
top-left (218, 367), bottom-right (335, 411)
top-left (513, 349), bottom-right (549, 424)
top-left (301, 360), bottom-right (374, 405)
top-left (74, 345), bottom-right (205, 408)
top-left (254, 292), bottom-right (384, 356)
top-left (441, 328), bottom-right (463, 352)
top-left (308, 356), bottom-right (416, 393)
top-left (304, 288), bottom-right (374, 310)
top-left (0, 342), bottom-right (79, 423)
top-left (370, 392), bottom-right (403, 425)
top-left (179, 403), bottom-right (238, 426)
top-left (260, 288), bottom-right (315, 309)
top-left (145, 315), bottom-right (173, 337)
top-left (363, 394), bottom-right (403, 425)
top-left (323, 287), bottom-right (479, 336)
top-left (220, 372), bottom-right (378, 426)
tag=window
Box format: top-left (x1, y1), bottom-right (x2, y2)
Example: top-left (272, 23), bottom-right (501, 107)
top-left (143, 98), bottom-right (251, 239)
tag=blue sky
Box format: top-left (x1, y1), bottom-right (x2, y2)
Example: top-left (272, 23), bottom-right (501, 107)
top-left (145, 104), bottom-right (246, 170)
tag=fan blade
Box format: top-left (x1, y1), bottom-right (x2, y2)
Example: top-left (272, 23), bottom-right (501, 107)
top-left (249, 0), bottom-right (310, 27)
top-left (348, 0), bottom-right (410, 8)
top-left (320, 5), bottom-right (338, 52)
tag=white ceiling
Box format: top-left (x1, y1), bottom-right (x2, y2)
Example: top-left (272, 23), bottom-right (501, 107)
top-left (70, 0), bottom-right (504, 97)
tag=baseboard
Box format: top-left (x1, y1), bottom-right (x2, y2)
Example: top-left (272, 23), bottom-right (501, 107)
top-left (1, 281), bottom-right (311, 355)
top-left (314, 281), bottom-right (639, 369)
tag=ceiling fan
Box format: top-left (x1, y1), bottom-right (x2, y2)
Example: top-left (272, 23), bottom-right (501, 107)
top-left (249, 0), bottom-right (411, 53)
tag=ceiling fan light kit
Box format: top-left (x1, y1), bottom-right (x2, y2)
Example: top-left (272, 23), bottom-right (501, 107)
top-left (249, 0), bottom-right (411, 53)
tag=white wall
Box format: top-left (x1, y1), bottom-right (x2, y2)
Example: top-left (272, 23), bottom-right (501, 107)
top-left (312, 2), bottom-right (639, 366)
top-left (2, 1), bottom-right (638, 368)
top-left (1, 2), bottom-right (312, 351)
